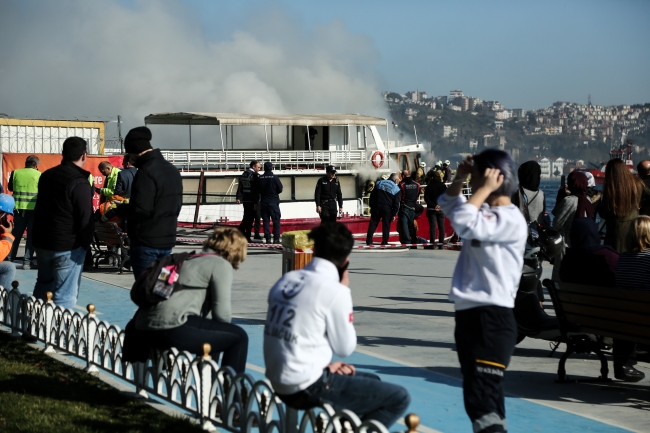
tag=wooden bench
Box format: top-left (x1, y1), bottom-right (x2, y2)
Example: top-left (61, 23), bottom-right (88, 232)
top-left (544, 279), bottom-right (650, 382)
top-left (92, 222), bottom-right (130, 274)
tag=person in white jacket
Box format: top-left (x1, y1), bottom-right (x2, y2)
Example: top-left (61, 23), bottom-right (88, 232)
top-left (439, 149), bottom-right (527, 433)
top-left (263, 222), bottom-right (410, 428)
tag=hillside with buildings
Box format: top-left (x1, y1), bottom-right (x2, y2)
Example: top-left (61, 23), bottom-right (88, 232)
top-left (385, 89), bottom-right (650, 178)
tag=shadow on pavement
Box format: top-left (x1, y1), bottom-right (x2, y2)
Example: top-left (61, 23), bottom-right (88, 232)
top-left (354, 305), bottom-right (455, 317)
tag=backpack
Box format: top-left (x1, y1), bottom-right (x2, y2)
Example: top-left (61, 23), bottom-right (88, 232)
top-left (130, 252), bottom-right (217, 308)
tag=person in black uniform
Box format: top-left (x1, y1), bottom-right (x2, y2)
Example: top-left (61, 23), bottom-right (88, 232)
top-left (236, 160), bottom-right (261, 241)
top-left (258, 162), bottom-right (283, 244)
top-left (424, 171), bottom-right (447, 248)
top-left (397, 170), bottom-right (421, 244)
top-left (315, 165), bottom-right (343, 223)
top-left (365, 173), bottom-right (401, 245)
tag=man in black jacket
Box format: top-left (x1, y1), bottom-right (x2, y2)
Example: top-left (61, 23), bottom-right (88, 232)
top-left (366, 173), bottom-right (401, 245)
top-left (398, 170), bottom-right (421, 244)
top-left (236, 160), bottom-right (261, 241)
top-left (258, 162), bottom-right (283, 243)
top-left (116, 154), bottom-right (137, 198)
top-left (424, 171), bottom-right (447, 248)
top-left (32, 137), bottom-right (94, 309)
top-left (315, 165), bottom-right (343, 223)
top-left (107, 127), bottom-right (183, 277)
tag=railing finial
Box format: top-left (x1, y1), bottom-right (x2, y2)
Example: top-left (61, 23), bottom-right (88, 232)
top-left (46, 292), bottom-right (53, 302)
top-left (11, 280), bottom-right (18, 289)
top-left (405, 413), bottom-right (420, 433)
top-left (87, 304), bottom-right (96, 315)
top-left (203, 343), bottom-right (212, 360)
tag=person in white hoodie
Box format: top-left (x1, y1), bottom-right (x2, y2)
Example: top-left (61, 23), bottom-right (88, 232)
top-left (263, 222), bottom-right (410, 428)
top-left (438, 149), bottom-right (527, 433)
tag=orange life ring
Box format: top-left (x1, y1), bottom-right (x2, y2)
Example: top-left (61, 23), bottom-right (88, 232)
top-left (371, 151), bottom-right (385, 168)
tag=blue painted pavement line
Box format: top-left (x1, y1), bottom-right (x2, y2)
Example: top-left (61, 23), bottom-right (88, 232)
top-left (12, 270), bottom-right (630, 432)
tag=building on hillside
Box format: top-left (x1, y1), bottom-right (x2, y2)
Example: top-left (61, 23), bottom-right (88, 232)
top-left (494, 121), bottom-right (504, 130)
top-left (540, 157), bottom-right (551, 179)
top-left (498, 135), bottom-right (506, 150)
top-left (449, 105), bottom-right (462, 112)
top-left (552, 157), bottom-right (565, 178)
top-left (511, 109), bottom-right (525, 119)
top-left (449, 89), bottom-right (464, 102)
top-left (469, 139), bottom-right (478, 150)
top-left (469, 97), bottom-right (483, 110)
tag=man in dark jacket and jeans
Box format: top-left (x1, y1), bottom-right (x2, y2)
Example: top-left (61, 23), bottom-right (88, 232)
top-left (106, 127), bottom-right (183, 277)
top-left (366, 173), bottom-right (401, 245)
top-left (32, 137), bottom-right (94, 309)
top-left (258, 162), bottom-right (283, 244)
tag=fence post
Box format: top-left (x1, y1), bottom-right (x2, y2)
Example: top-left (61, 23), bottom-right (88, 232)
top-left (9, 281), bottom-right (21, 338)
top-left (200, 343), bottom-right (217, 432)
top-left (84, 304), bottom-right (99, 374)
top-left (43, 292), bottom-right (56, 354)
top-left (285, 407), bottom-right (299, 433)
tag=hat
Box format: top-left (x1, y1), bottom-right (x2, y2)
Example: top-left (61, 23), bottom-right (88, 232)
top-left (584, 171), bottom-right (596, 188)
top-left (264, 161), bottom-right (274, 171)
top-left (381, 174), bottom-right (390, 180)
top-left (444, 160), bottom-right (450, 165)
top-left (124, 126), bottom-right (153, 154)
top-left (326, 165), bottom-right (337, 173)
top-left (419, 162), bottom-right (426, 167)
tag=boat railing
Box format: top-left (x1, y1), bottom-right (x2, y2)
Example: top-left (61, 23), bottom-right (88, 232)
top-left (161, 150), bottom-right (368, 172)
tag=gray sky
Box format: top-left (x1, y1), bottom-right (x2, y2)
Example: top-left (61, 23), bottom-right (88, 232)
top-left (1, 0), bottom-right (648, 134)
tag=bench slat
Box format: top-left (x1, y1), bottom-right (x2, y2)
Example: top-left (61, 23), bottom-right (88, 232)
top-left (565, 313), bottom-right (650, 339)
top-left (558, 292), bottom-right (650, 315)
top-left (559, 283), bottom-right (650, 302)
top-left (561, 302), bottom-right (650, 326)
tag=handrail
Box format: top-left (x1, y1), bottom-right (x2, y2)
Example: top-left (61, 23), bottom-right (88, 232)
top-left (0, 282), bottom-right (403, 433)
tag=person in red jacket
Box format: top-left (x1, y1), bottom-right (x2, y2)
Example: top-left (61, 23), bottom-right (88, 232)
top-left (0, 194), bottom-right (17, 289)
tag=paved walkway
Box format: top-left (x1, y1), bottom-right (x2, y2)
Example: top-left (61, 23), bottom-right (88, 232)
top-left (10, 245), bottom-right (649, 432)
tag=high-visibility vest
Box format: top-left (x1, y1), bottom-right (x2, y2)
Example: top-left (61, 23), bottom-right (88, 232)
top-left (12, 168), bottom-right (41, 211)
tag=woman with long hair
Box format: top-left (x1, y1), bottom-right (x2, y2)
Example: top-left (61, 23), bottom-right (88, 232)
top-left (513, 161), bottom-right (546, 224)
top-left (600, 159), bottom-right (650, 252)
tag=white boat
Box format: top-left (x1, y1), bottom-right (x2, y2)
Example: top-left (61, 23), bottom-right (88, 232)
top-left (145, 112), bottom-right (430, 238)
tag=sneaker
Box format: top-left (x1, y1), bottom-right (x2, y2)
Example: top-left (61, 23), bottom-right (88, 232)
top-left (22, 263), bottom-right (30, 270)
top-left (614, 365), bottom-right (646, 382)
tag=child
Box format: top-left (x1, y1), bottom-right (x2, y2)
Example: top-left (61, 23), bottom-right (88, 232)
top-left (438, 149), bottom-right (527, 433)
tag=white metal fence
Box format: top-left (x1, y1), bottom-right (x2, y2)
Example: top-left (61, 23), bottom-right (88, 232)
top-left (0, 283), bottom-right (393, 433)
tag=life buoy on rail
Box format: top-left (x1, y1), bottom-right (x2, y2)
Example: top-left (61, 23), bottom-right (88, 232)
top-left (371, 151), bottom-right (385, 168)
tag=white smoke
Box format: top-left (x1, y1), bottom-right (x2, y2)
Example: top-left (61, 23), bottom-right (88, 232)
top-left (0, 1), bottom-right (388, 148)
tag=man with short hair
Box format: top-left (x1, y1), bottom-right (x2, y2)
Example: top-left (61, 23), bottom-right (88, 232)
top-left (236, 160), bottom-right (261, 241)
top-left (315, 165), bottom-right (343, 223)
top-left (637, 160), bottom-right (650, 216)
top-left (32, 137), bottom-right (94, 309)
top-left (366, 173), bottom-right (401, 245)
top-left (398, 170), bottom-right (421, 244)
top-left (8, 155), bottom-right (41, 268)
top-left (97, 161), bottom-right (121, 199)
top-left (264, 222), bottom-right (410, 428)
top-left (258, 162), bottom-right (283, 244)
top-left (105, 126), bottom-right (183, 277)
top-left (115, 155), bottom-right (137, 198)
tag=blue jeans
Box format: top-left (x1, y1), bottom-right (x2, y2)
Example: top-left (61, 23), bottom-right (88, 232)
top-left (33, 247), bottom-right (86, 309)
top-left (0, 261), bottom-right (16, 289)
top-left (130, 239), bottom-right (172, 278)
top-left (9, 209), bottom-right (35, 263)
top-left (278, 369), bottom-right (410, 428)
top-left (398, 207), bottom-right (416, 244)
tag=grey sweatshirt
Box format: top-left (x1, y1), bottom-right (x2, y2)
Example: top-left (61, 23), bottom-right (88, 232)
top-left (135, 254), bottom-right (233, 330)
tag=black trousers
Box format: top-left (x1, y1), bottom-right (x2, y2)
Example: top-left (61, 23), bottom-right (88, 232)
top-left (366, 206), bottom-right (392, 245)
top-left (238, 202), bottom-right (256, 240)
top-left (320, 202), bottom-right (338, 223)
top-left (254, 204), bottom-right (261, 236)
top-left (613, 339), bottom-right (636, 369)
top-left (261, 203), bottom-right (281, 240)
top-left (455, 306), bottom-right (517, 433)
top-left (427, 210), bottom-right (445, 245)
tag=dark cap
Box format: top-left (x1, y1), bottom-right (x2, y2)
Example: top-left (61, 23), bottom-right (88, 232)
top-left (264, 161), bottom-right (274, 171)
top-left (124, 126), bottom-right (153, 154)
top-left (326, 165), bottom-right (337, 173)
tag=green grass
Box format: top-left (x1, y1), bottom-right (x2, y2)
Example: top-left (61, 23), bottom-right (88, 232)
top-left (0, 332), bottom-right (206, 432)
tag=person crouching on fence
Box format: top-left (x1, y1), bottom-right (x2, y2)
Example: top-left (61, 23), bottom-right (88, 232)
top-left (438, 149), bottom-right (527, 433)
top-left (263, 222), bottom-right (410, 428)
top-left (122, 227), bottom-right (249, 373)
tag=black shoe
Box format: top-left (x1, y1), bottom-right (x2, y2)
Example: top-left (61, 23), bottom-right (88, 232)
top-left (265, 238), bottom-right (272, 244)
top-left (614, 365), bottom-right (646, 382)
top-left (254, 234), bottom-right (262, 240)
top-left (273, 238), bottom-right (281, 244)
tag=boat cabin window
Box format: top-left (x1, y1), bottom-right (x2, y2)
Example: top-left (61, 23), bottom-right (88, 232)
top-left (399, 154), bottom-right (410, 171)
top-left (293, 175), bottom-right (357, 201)
top-left (291, 126), bottom-right (328, 151)
top-left (278, 177), bottom-right (292, 201)
top-left (182, 178), bottom-right (201, 205)
top-left (205, 177), bottom-right (239, 203)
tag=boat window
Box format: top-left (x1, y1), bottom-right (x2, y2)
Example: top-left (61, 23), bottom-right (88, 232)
top-left (329, 126), bottom-right (346, 151)
top-left (181, 178), bottom-right (201, 205)
top-left (294, 176), bottom-right (320, 200)
top-left (355, 126), bottom-right (366, 149)
top-left (270, 126), bottom-right (289, 150)
top-left (399, 154), bottom-right (409, 171)
top-left (277, 177), bottom-right (292, 201)
top-left (205, 177), bottom-right (238, 203)
top-left (338, 176), bottom-right (357, 199)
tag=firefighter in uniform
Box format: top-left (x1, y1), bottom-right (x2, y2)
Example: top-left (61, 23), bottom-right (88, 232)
top-left (397, 169), bottom-right (421, 244)
top-left (315, 165), bottom-right (343, 223)
top-left (8, 155), bottom-right (41, 269)
top-left (236, 160), bottom-right (261, 242)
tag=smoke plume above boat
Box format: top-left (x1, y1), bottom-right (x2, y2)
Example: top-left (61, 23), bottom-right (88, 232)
top-left (0, 1), bottom-right (387, 148)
